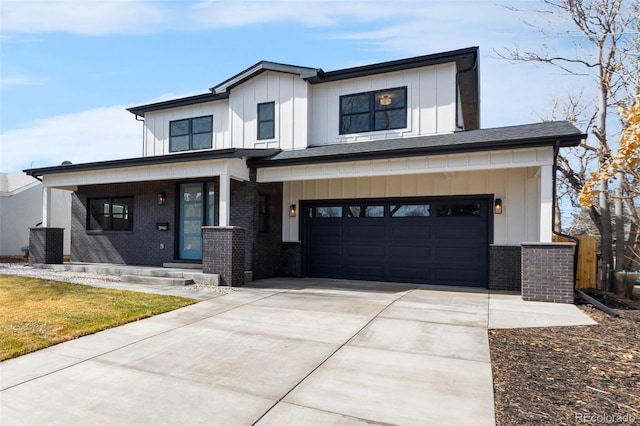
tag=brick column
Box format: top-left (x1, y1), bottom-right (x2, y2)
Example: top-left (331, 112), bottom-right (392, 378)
top-left (29, 227), bottom-right (64, 264)
top-left (202, 226), bottom-right (245, 286)
top-left (521, 242), bottom-right (575, 303)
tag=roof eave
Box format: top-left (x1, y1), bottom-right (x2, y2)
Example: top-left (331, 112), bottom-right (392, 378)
top-left (305, 46), bottom-right (479, 84)
top-left (24, 149), bottom-right (282, 177)
top-left (247, 135), bottom-right (584, 168)
top-left (127, 92), bottom-right (227, 117)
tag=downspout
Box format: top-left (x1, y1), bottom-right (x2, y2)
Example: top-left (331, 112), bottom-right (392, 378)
top-left (552, 140), bottom-right (619, 316)
top-left (455, 55), bottom-right (478, 131)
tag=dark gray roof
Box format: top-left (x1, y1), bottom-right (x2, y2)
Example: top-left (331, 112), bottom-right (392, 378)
top-left (248, 121), bottom-right (585, 168)
top-left (26, 121), bottom-right (583, 178)
top-left (24, 149), bottom-right (281, 177)
top-left (127, 47), bottom-right (479, 127)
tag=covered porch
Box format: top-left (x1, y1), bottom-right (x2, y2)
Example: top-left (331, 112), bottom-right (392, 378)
top-left (25, 149), bottom-right (280, 286)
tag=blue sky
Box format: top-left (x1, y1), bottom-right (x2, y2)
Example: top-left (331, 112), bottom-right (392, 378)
top-left (0, 0), bottom-right (590, 173)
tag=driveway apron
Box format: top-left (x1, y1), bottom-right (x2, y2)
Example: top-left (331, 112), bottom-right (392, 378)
top-left (1, 278), bottom-right (496, 426)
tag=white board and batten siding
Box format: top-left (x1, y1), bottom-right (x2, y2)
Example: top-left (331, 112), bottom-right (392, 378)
top-left (143, 101), bottom-right (230, 156)
top-left (309, 63), bottom-right (457, 145)
top-left (229, 71), bottom-right (309, 150)
top-left (282, 168), bottom-right (541, 246)
top-left (141, 62), bottom-right (456, 156)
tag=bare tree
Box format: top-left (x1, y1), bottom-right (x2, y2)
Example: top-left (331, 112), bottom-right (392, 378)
top-left (498, 0), bottom-right (640, 283)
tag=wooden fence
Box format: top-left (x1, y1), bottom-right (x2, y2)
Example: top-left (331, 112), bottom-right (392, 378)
top-left (552, 235), bottom-right (598, 289)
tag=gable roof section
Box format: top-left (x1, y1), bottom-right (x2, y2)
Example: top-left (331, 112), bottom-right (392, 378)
top-left (211, 61), bottom-right (320, 94)
top-left (248, 121), bottom-right (585, 168)
top-left (127, 47), bottom-right (479, 124)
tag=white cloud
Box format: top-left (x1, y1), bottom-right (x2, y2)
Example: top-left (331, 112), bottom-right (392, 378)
top-left (0, 106), bottom-right (142, 173)
top-left (0, 0), bottom-right (425, 35)
top-left (0, 0), bottom-right (166, 35)
top-left (0, 75), bottom-right (44, 90)
top-left (185, 1), bottom-right (420, 29)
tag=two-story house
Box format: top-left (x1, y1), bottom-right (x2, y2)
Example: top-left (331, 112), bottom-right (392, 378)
top-left (25, 47), bottom-right (584, 300)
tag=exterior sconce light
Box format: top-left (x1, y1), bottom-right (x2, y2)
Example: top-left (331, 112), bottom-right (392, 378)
top-left (494, 198), bottom-right (503, 214)
top-left (289, 204), bottom-right (297, 217)
top-left (158, 192), bottom-right (167, 205)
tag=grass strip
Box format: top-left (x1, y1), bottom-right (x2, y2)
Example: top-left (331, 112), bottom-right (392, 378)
top-left (0, 274), bottom-right (196, 361)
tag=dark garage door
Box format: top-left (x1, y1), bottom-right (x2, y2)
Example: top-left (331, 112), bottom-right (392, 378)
top-left (302, 196), bottom-right (491, 288)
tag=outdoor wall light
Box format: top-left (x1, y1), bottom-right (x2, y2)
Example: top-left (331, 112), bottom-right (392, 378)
top-left (289, 204), bottom-right (297, 217)
top-left (494, 198), bottom-right (503, 214)
top-left (158, 192), bottom-right (167, 205)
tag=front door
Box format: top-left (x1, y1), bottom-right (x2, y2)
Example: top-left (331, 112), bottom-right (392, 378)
top-left (178, 182), bottom-right (216, 260)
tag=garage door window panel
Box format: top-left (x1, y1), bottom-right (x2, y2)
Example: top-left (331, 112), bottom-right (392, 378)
top-left (348, 205), bottom-right (384, 218)
top-left (313, 206), bottom-right (343, 218)
top-left (390, 204), bottom-right (430, 217)
top-left (437, 202), bottom-right (481, 217)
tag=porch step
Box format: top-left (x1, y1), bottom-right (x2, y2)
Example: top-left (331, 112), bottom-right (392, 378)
top-left (121, 274), bottom-right (195, 286)
top-left (163, 262), bottom-right (202, 270)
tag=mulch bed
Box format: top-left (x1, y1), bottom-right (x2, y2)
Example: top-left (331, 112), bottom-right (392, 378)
top-left (489, 291), bottom-right (640, 425)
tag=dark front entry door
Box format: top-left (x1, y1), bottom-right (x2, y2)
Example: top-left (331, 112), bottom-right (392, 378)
top-left (302, 196), bottom-right (491, 287)
top-left (178, 182), bottom-right (216, 260)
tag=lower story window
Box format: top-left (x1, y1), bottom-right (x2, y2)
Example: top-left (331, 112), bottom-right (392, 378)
top-left (88, 197), bottom-right (134, 230)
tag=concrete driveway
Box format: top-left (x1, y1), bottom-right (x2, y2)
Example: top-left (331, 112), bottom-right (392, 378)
top-left (0, 277), bottom-right (595, 425)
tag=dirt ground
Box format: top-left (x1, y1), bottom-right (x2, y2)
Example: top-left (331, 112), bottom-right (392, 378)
top-left (489, 291), bottom-right (640, 425)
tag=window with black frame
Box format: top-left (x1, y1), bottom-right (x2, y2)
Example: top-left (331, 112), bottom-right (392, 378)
top-left (169, 116), bottom-right (212, 152)
top-left (87, 197), bottom-right (133, 230)
top-left (257, 102), bottom-right (275, 140)
top-left (340, 87), bottom-right (407, 134)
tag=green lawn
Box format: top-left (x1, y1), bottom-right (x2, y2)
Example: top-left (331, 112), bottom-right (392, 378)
top-left (0, 275), bottom-right (197, 361)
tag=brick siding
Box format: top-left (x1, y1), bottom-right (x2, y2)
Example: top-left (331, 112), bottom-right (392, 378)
top-left (521, 242), bottom-right (575, 303)
top-left (29, 227), bottom-right (64, 264)
top-left (72, 181), bottom-right (178, 266)
top-left (489, 245), bottom-right (521, 291)
top-left (229, 169), bottom-right (282, 280)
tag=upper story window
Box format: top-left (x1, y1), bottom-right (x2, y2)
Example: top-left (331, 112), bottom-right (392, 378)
top-left (340, 87), bottom-right (407, 135)
top-left (257, 102), bottom-right (275, 140)
top-left (170, 116), bottom-right (213, 152)
top-left (87, 197), bottom-right (134, 231)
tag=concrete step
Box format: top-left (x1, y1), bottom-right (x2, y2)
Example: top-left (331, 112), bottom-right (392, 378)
top-left (163, 262), bottom-right (202, 270)
top-left (121, 274), bottom-right (195, 286)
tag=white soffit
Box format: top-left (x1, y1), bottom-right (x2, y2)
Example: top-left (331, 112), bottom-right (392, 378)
top-left (257, 147), bottom-right (554, 182)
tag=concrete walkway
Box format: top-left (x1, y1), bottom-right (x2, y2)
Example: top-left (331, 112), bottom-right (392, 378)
top-left (0, 278), bottom-right (596, 426)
